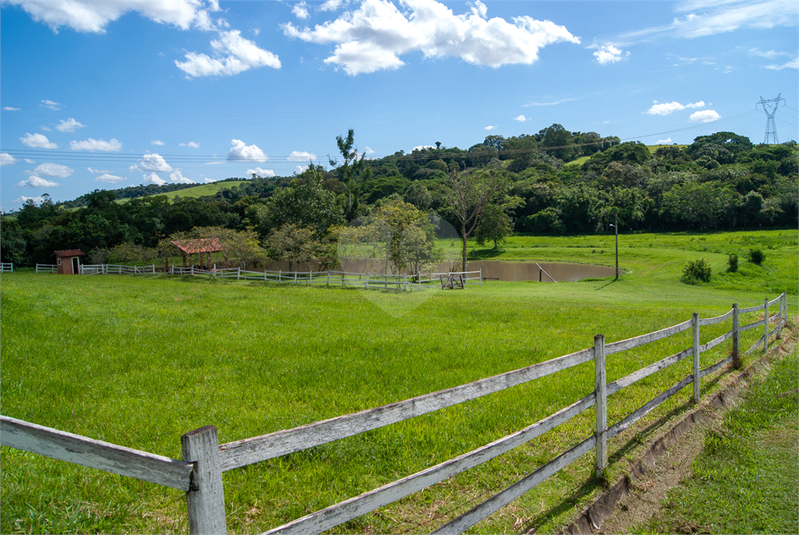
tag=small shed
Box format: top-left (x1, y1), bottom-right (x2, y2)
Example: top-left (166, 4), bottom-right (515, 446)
top-left (54, 249), bottom-right (85, 275)
top-left (170, 238), bottom-right (225, 270)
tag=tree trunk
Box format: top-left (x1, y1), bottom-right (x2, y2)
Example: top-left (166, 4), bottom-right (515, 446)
top-left (461, 230), bottom-right (468, 272)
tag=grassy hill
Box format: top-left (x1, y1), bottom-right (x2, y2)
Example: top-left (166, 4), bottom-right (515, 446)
top-left (117, 180), bottom-right (247, 203)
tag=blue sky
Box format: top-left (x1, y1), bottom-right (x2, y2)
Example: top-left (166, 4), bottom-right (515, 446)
top-left (1, 0), bottom-right (797, 211)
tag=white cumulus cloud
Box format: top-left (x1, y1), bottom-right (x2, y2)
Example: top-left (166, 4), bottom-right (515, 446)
top-left (96, 174), bottom-right (126, 183)
top-left (56, 118), bottom-right (86, 132)
top-left (9, 0), bottom-right (220, 33)
top-left (130, 153), bottom-right (174, 173)
top-left (593, 44), bottom-right (630, 64)
top-left (282, 0), bottom-right (580, 75)
top-left (20, 132), bottom-right (58, 149)
top-left (151, 140), bottom-right (165, 146)
top-left (70, 138), bottom-right (122, 151)
top-left (176, 30), bottom-right (281, 77)
top-left (656, 138), bottom-right (673, 144)
top-left (246, 166), bottom-right (276, 177)
top-left (33, 163), bottom-right (73, 177)
top-left (294, 165), bottom-right (309, 174)
top-left (3, 106), bottom-right (21, 111)
top-left (288, 150), bottom-right (318, 161)
top-left (321, 0), bottom-right (345, 11)
top-left (646, 100), bottom-right (705, 115)
top-left (18, 176), bottom-right (59, 188)
top-left (690, 109), bottom-right (721, 123)
top-left (484, 125), bottom-right (497, 131)
top-left (514, 115), bottom-right (527, 122)
top-left (293, 1), bottom-right (310, 19)
top-left (180, 141), bottom-right (200, 148)
top-left (227, 139), bottom-right (267, 162)
top-left (170, 169), bottom-right (195, 184)
top-left (0, 153), bottom-right (17, 166)
top-left (143, 173), bottom-right (167, 185)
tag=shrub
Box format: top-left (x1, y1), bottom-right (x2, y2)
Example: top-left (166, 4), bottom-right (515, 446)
top-left (727, 253), bottom-right (739, 273)
top-left (748, 248), bottom-right (765, 265)
top-left (681, 258), bottom-right (712, 284)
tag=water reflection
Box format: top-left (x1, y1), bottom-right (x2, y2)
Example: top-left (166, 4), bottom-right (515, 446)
top-left (258, 259), bottom-right (615, 282)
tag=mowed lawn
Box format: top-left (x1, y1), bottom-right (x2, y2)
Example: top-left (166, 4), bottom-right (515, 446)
top-left (1, 230), bottom-right (795, 534)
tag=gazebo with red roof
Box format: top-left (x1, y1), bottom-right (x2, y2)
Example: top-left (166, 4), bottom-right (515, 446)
top-left (53, 249), bottom-right (85, 275)
top-left (170, 238), bottom-right (225, 270)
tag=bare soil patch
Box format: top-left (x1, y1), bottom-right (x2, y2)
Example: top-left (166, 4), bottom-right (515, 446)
top-left (560, 321), bottom-right (797, 535)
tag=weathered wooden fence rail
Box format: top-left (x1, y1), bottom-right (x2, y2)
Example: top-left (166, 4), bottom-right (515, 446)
top-left (169, 266), bottom-right (482, 292)
top-left (81, 263), bottom-right (156, 275)
top-left (35, 263), bottom-right (58, 273)
top-left (0, 292), bottom-right (789, 534)
top-left (0, 262), bottom-right (13, 273)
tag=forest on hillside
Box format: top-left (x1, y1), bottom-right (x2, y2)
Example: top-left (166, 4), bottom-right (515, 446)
top-left (2, 125), bottom-right (796, 268)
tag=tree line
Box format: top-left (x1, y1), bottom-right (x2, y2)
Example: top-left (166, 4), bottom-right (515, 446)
top-left (2, 125), bottom-right (796, 271)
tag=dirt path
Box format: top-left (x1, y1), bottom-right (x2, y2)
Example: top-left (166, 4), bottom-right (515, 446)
top-left (561, 322), bottom-right (796, 535)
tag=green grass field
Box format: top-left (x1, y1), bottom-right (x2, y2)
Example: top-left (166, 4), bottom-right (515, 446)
top-left (117, 181), bottom-right (247, 204)
top-left (635, 346), bottom-right (798, 534)
top-left (1, 230), bottom-right (796, 534)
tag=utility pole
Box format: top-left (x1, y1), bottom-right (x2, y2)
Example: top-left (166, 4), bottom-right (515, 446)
top-left (610, 214), bottom-right (619, 281)
top-left (757, 94), bottom-right (785, 144)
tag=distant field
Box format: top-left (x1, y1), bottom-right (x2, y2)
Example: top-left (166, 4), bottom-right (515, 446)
top-left (1, 230), bottom-right (795, 534)
top-left (117, 180), bottom-right (247, 203)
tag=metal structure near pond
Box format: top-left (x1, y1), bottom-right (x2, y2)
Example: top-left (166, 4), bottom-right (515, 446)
top-left (0, 292), bottom-right (789, 535)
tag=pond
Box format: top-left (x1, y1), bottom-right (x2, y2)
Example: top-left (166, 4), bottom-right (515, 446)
top-left (262, 259), bottom-right (615, 283)
top-left (464, 261), bottom-right (616, 282)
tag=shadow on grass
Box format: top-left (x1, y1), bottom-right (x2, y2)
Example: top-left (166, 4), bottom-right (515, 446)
top-left (522, 367), bottom-right (733, 533)
top-left (468, 248), bottom-right (504, 260)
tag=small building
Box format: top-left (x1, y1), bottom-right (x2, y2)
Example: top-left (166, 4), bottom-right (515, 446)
top-left (54, 249), bottom-right (85, 275)
top-left (170, 238), bottom-right (225, 270)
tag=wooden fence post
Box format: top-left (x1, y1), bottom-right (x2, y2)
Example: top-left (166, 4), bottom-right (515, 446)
top-left (692, 313), bottom-right (700, 404)
top-left (403, 274), bottom-right (407, 292)
top-left (327, 271), bottom-right (330, 287)
top-left (182, 426), bottom-right (226, 535)
top-left (732, 303), bottom-right (740, 369)
top-left (593, 334), bottom-right (607, 476)
top-left (764, 298), bottom-right (769, 354)
top-left (777, 292), bottom-right (784, 339)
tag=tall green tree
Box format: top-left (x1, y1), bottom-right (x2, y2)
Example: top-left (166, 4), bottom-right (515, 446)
top-left (330, 129), bottom-right (368, 219)
top-left (443, 168), bottom-right (508, 271)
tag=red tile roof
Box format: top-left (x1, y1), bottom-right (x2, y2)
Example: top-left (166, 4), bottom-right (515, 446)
top-left (171, 238), bottom-right (223, 254)
top-left (53, 249), bottom-right (85, 257)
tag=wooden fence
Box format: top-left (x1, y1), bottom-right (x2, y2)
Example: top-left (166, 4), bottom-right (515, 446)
top-left (80, 263), bottom-right (157, 275)
top-left (0, 292), bottom-right (789, 535)
top-left (0, 262), bottom-right (13, 273)
top-left (35, 263), bottom-right (58, 273)
top-left (169, 266), bottom-right (482, 291)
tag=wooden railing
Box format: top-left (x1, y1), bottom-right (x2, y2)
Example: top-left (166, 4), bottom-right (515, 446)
top-left (0, 262), bottom-right (13, 273)
top-left (81, 263), bottom-right (156, 275)
top-left (35, 263), bottom-right (58, 273)
top-left (0, 292), bottom-right (789, 535)
top-left (168, 266), bottom-right (482, 291)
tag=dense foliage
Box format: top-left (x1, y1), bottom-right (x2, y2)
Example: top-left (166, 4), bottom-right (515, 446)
top-left (2, 125), bottom-right (796, 267)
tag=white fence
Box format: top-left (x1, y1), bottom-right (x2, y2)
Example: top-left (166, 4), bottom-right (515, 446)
top-left (35, 263), bottom-right (58, 274)
top-left (81, 263), bottom-right (156, 275)
top-left (0, 262), bottom-right (13, 273)
top-left (169, 266), bottom-right (482, 291)
top-left (0, 292), bottom-right (788, 534)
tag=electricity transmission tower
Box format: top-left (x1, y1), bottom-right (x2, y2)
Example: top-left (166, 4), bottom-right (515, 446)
top-left (756, 94), bottom-right (785, 144)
